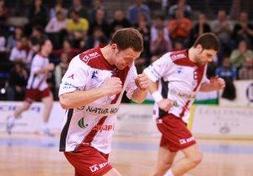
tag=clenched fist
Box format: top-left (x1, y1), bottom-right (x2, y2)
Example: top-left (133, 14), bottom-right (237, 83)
top-left (210, 76), bottom-right (225, 90)
top-left (157, 99), bottom-right (175, 112)
top-left (135, 73), bottom-right (150, 91)
top-left (101, 77), bottom-right (123, 96)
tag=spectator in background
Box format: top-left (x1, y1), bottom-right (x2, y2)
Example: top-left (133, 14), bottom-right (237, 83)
top-left (150, 29), bottom-right (171, 62)
top-left (45, 10), bottom-right (67, 33)
top-left (151, 14), bottom-right (170, 45)
top-left (7, 26), bottom-right (24, 51)
top-left (135, 12), bottom-right (151, 66)
top-left (230, 40), bottom-right (253, 69)
top-left (0, 27), bottom-right (6, 52)
top-left (66, 9), bottom-right (89, 48)
top-left (52, 39), bottom-right (81, 63)
top-left (86, 27), bottom-right (108, 49)
top-left (88, 8), bottom-right (110, 37)
top-left (187, 13), bottom-right (211, 47)
top-left (127, 0), bottom-right (151, 25)
top-left (9, 39), bottom-right (27, 63)
top-left (54, 52), bottom-right (69, 100)
top-left (168, 9), bottom-right (192, 43)
top-left (27, 0), bottom-right (48, 31)
top-left (110, 9), bottom-right (131, 34)
top-left (45, 10), bottom-right (67, 49)
top-left (211, 10), bottom-right (233, 56)
top-left (6, 61), bottom-right (28, 101)
top-left (0, 0), bottom-right (8, 28)
top-left (168, 0), bottom-right (192, 18)
top-left (216, 57), bottom-right (237, 100)
top-left (232, 12), bottom-right (253, 48)
top-left (26, 37), bottom-right (40, 69)
top-left (69, 0), bottom-right (90, 19)
top-left (239, 58), bottom-right (253, 80)
top-left (49, 0), bottom-right (67, 19)
top-left (31, 25), bottom-right (45, 41)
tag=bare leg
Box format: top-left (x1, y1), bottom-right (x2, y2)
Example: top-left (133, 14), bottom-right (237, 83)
top-left (6, 101), bottom-right (31, 134)
top-left (153, 146), bottom-right (177, 176)
top-left (103, 168), bottom-right (122, 176)
top-left (169, 144), bottom-right (202, 176)
top-left (14, 101), bottom-right (31, 118)
top-left (41, 92), bottom-right (53, 123)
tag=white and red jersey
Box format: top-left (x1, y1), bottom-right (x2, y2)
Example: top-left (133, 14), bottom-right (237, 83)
top-left (26, 54), bottom-right (50, 90)
top-left (59, 47), bottom-right (138, 154)
top-left (144, 50), bottom-right (208, 123)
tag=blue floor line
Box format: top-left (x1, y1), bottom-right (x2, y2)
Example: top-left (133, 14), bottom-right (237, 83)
top-left (1, 137), bottom-right (253, 155)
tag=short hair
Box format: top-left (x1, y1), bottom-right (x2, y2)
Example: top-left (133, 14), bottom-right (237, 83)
top-left (110, 28), bottom-right (143, 52)
top-left (193, 33), bottom-right (220, 51)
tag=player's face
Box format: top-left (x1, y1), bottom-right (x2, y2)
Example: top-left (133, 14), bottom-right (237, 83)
top-left (195, 45), bottom-right (217, 65)
top-left (113, 46), bottom-right (141, 70)
top-left (42, 40), bottom-right (53, 56)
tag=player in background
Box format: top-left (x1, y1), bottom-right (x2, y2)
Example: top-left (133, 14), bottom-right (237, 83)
top-left (144, 33), bottom-right (225, 176)
top-left (58, 28), bottom-right (149, 176)
top-left (6, 37), bottom-right (55, 136)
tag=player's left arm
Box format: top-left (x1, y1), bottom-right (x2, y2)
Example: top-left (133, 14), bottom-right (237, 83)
top-left (199, 76), bottom-right (225, 92)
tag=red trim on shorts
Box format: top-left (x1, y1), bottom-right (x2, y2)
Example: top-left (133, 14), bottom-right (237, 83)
top-left (64, 145), bottom-right (112, 176)
top-left (157, 114), bottom-right (196, 152)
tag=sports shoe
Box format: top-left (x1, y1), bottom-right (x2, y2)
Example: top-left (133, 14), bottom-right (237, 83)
top-left (6, 116), bottom-right (15, 134)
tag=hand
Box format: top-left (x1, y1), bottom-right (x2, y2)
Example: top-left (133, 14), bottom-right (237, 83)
top-left (101, 77), bottom-right (122, 96)
top-left (210, 76), bottom-right (225, 90)
top-left (47, 63), bottom-right (55, 71)
top-left (135, 73), bottom-right (150, 91)
top-left (157, 99), bottom-right (175, 112)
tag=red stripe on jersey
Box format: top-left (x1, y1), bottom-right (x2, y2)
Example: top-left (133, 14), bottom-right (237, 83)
top-left (79, 55), bottom-right (130, 146)
top-left (170, 50), bottom-right (197, 67)
top-left (179, 65), bottom-right (205, 117)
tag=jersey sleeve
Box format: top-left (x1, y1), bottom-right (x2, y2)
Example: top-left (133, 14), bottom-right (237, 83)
top-left (143, 53), bottom-right (173, 82)
top-left (125, 64), bottom-right (138, 99)
top-left (58, 56), bottom-right (89, 96)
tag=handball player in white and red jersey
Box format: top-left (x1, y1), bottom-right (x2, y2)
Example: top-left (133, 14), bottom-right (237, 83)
top-left (58, 28), bottom-right (150, 176)
top-left (6, 37), bottom-right (54, 136)
top-left (144, 33), bottom-right (225, 176)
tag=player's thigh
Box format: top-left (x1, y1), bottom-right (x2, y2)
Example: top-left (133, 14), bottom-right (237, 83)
top-left (102, 168), bottom-right (122, 176)
top-left (156, 146), bottom-right (177, 169)
top-left (181, 143), bottom-right (203, 164)
top-left (41, 91), bottom-right (53, 105)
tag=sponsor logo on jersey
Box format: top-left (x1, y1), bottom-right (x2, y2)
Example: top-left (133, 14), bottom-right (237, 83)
top-left (80, 51), bottom-right (100, 63)
top-left (91, 70), bottom-right (98, 79)
top-left (85, 105), bottom-right (119, 115)
top-left (171, 53), bottom-right (187, 61)
top-left (67, 74), bottom-right (74, 79)
top-left (78, 117), bottom-right (88, 129)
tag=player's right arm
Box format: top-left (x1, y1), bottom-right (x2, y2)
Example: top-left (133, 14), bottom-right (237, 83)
top-left (58, 58), bottom-right (122, 109)
top-left (143, 53), bottom-right (175, 111)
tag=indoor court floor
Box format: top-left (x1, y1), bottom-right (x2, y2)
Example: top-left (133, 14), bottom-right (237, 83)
top-left (0, 133), bottom-right (253, 176)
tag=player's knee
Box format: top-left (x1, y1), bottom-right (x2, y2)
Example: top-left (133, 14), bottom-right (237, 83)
top-left (188, 152), bottom-right (203, 166)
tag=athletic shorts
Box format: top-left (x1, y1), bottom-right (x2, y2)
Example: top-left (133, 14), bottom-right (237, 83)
top-left (157, 113), bottom-right (196, 152)
top-left (64, 145), bottom-right (112, 176)
top-left (25, 88), bottom-right (50, 103)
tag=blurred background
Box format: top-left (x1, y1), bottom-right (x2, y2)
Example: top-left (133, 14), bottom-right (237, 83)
top-left (0, 0), bottom-right (252, 176)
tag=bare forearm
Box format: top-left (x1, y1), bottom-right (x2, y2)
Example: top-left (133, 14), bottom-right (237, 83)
top-left (199, 83), bottom-right (217, 92)
top-left (131, 88), bottom-right (148, 104)
top-left (59, 88), bottom-right (107, 109)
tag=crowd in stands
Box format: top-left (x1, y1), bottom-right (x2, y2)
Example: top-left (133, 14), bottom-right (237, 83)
top-left (0, 0), bottom-right (252, 101)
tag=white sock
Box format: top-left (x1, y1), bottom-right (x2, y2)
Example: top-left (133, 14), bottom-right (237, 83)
top-left (42, 122), bottom-right (49, 131)
top-left (164, 169), bottom-right (174, 176)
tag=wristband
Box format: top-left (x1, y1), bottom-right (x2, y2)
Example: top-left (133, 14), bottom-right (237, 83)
top-left (152, 91), bottom-right (163, 103)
